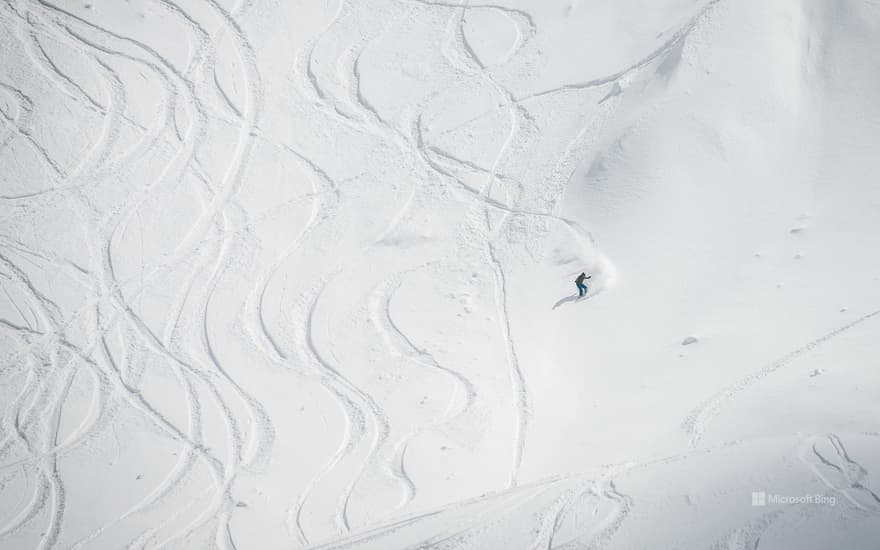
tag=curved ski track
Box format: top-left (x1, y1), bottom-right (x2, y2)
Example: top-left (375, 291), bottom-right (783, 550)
top-left (0, 0), bottom-right (766, 548)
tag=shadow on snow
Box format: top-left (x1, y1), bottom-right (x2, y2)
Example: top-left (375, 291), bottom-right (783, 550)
top-left (552, 294), bottom-right (585, 310)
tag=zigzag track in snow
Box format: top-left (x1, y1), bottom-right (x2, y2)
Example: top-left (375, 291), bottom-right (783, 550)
top-left (1, 0), bottom-right (269, 545)
top-left (0, 0), bottom-right (774, 547)
top-left (366, 271), bottom-right (478, 515)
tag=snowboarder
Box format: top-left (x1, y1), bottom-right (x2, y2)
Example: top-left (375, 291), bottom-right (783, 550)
top-left (575, 272), bottom-right (591, 297)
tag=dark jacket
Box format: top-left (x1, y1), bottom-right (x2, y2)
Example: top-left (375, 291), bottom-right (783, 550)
top-left (575, 273), bottom-right (591, 284)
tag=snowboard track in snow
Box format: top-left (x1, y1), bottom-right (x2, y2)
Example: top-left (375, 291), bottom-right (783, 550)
top-left (5, 0), bottom-right (868, 548)
top-left (683, 307), bottom-right (880, 448)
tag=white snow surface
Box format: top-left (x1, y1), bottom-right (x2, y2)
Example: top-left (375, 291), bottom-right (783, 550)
top-left (2, 0), bottom-right (880, 548)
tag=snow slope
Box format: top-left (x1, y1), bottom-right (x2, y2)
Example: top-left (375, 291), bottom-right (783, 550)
top-left (2, 0), bottom-right (880, 548)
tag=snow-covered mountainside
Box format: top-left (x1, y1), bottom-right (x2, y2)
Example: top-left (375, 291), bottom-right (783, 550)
top-left (2, 0), bottom-right (880, 548)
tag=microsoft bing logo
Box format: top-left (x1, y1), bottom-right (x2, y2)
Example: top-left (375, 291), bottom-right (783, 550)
top-left (750, 490), bottom-right (835, 507)
top-left (751, 491), bottom-right (766, 506)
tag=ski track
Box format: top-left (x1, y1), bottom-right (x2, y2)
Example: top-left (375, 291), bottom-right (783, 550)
top-left (366, 271), bottom-right (478, 512)
top-left (683, 308), bottom-right (880, 448)
top-left (0, 0), bottom-right (759, 548)
top-left (798, 433), bottom-right (880, 513)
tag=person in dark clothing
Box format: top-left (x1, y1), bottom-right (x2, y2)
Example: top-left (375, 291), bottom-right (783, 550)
top-left (575, 272), bottom-right (591, 297)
